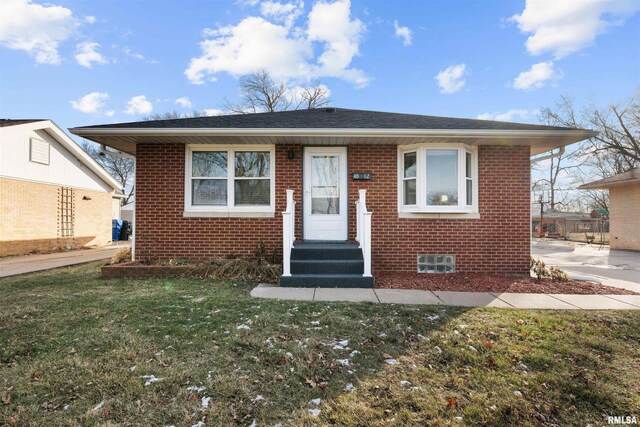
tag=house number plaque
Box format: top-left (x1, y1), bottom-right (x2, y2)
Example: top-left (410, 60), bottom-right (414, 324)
top-left (352, 172), bottom-right (372, 180)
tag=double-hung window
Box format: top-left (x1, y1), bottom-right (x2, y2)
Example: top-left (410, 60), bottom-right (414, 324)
top-left (185, 145), bottom-right (275, 216)
top-left (398, 144), bottom-right (478, 214)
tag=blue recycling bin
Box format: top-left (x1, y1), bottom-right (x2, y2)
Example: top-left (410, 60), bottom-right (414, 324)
top-left (112, 219), bottom-right (123, 241)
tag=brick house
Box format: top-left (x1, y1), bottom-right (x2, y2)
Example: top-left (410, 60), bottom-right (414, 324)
top-left (580, 168), bottom-right (640, 251)
top-left (70, 108), bottom-right (595, 286)
top-left (0, 119), bottom-right (125, 256)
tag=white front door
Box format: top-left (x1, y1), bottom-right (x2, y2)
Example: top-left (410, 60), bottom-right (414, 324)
top-left (303, 147), bottom-right (348, 241)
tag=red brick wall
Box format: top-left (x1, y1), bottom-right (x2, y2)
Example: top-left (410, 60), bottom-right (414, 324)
top-left (135, 143), bottom-right (530, 274)
top-left (347, 145), bottom-right (531, 274)
top-left (135, 143), bottom-right (302, 261)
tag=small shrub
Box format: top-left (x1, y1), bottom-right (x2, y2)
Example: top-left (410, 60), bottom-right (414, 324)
top-left (210, 257), bottom-right (281, 284)
top-left (549, 266), bottom-right (570, 282)
top-left (109, 248), bottom-right (131, 265)
top-left (530, 258), bottom-right (550, 281)
top-left (530, 258), bottom-right (570, 282)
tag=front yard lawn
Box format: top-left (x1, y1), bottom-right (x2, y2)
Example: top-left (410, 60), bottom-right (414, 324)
top-left (1, 263), bottom-right (639, 426)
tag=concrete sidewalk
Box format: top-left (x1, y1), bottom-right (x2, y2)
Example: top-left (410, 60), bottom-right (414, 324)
top-left (0, 244), bottom-right (130, 278)
top-left (251, 284), bottom-right (640, 310)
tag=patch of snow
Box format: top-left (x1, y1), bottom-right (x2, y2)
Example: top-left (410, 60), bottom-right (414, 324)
top-left (92, 400), bottom-right (105, 411)
top-left (332, 339), bottom-right (349, 350)
top-left (201, 396), bottom-right (211, 408)
top-left (378, 332), bottom-right (387, 338)
top-left (310, 321), bottom-right (320, 326)
top-left (63, 404), bottom-right (69, 411)
top-left (349, 350), bottom-right (360, 358)
top-left (237, 324), bottom-right (250, 330)
top-left (309, 398), bottom-right (322, 406)
top-left (192, 422), bottom-right (205, 427)
top-left (468, 345), bottom-right (478, 352)
top-left (308, 408), bottom-right (321, 417)
top-left (140, 375), bottom-right (163, 386)
top-left (399, 380), bottom-right (412, 387)
top-left (518, 362), bottom-right (529, 372)
top-left (336, 359), bottom-right (350, 367)
top-left (426, 314), bottom-right (440, 322)
top-left (187, 386), bottom-right (206, 393)
top-left (384, 358), bottom-right (398, 365)
top-left (434, 346), bottom-right (443, 355)
top-left (514, 390), bottom-right (523, 397)
top-left (253, 395), bottom-right (265, 403)
top-left (344, 383), bottom-right (355, 392)
top-left (129, 365), bottom-right (137, 372)
top-left (248, 420), bottom-right (257, 427)
top-left (417, 334), bottom-right (427, 340)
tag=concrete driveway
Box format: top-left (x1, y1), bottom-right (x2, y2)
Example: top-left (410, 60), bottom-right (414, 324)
top-left (532, 239), bottom-right (640, 293)
top-left (0, 243), bottom-right (130, 278)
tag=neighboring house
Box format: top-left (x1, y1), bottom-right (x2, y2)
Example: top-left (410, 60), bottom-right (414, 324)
top-left (121, 202), bottom-right (134, 223)
top-left (580, 168), bottom-right (640, 251)
top-left (0, 119), bottom-right (125, 256)
top-left (70, 108), bottom-right (595, 286)
top-left (531, 211), bottom-right (607, 238)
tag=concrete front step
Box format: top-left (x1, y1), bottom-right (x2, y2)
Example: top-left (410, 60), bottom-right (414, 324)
top-left (290, 259), bottom-right (364, 275)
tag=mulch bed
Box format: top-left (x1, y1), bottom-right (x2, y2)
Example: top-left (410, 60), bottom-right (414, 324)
top-left (375, 272), bottom-right (639, 295)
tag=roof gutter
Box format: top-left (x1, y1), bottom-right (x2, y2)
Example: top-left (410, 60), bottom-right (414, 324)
top-left (530, 146), bottom-right (565, 164)
top-left (100, 144), bottom-right (135, 160)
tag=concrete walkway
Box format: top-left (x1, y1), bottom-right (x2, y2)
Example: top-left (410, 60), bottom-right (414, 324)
top-left (0, 244), bottom-right (130, 278)
top-left (251, 284), bottom-right (640, 310)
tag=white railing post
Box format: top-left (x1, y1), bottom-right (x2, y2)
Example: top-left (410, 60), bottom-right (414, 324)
top-left (282, 189), bottom-right (295, 277)
top-left (356, 189), bottom-right (372, 277)
top-left (355, 199), bottom-right (361, 245)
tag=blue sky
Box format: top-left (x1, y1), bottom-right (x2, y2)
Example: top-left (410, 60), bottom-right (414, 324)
top-left (1, 0), bottom-right (639, 135)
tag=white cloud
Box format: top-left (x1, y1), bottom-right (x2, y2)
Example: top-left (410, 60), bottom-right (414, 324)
top-left (185, 0), bottom-right (368, 87)
top-left (512, 61), bottom-right (560, 90)
top-left (511, 0), bottom-right (640, 58)
top-left (393, 20), bottom-right (412, 46)
top-left (435, 63), bottom-right (466, 94)
top-left (124, 95), bottom-right (153, 115)
top-left (84, 15), bottom-right (96, 24)
top-left (74, 41), bottom-right (108, 68)
top-left (70, 92), bottom-right (109, 114)
top-left (477, 109), bottom-right (539, 122)
top-left (122, 46), bottom-right (158, 63)
top-left (260, 1), bottom-right (304, 28)
top-left (0, 0), bottom-right (80, 64)
top-left (105, 110), bottom-right (115, 117)
top-left (204, 109), bottom-right (224, 116)
top-left (175, 97), bottom-right (193, 108)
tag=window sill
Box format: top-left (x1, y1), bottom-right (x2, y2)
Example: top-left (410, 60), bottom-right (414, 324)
top-left (183, 211), bottom-right (275, 218)
top-left (398, 212), bottom-right (480, 219)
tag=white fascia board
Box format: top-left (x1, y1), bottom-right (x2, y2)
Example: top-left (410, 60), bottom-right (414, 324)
top-left (31, 120), bottom-right (124, 192)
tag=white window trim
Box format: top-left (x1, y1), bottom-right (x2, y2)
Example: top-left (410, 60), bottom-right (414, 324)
top-left (397, 143), bottom-right (479, 215)
top-left (184, 144), bottom-right (275, 217)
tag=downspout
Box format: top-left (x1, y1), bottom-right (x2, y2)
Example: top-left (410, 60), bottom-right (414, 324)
top-left (99, 144), bottom-right (136, 260)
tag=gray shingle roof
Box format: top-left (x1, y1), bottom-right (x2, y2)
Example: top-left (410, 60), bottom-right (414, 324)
top-left (0, 119), bottom-right (46, 128)
top-left (71, 108), bottom-right (575, 131)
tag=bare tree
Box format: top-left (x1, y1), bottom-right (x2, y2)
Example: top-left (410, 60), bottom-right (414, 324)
top-left (142, 110), bottom-right (207, 121)
top-left (535, 97), bottom-right (585, 210)
top-left (585, 93), bottom-right (640, 169)
top-left (82, 142), bottom-right (135, 205)
top-left (537, 92), bottom-right (640, 211)
top-left (224, 69), bottom-right (330, 113)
